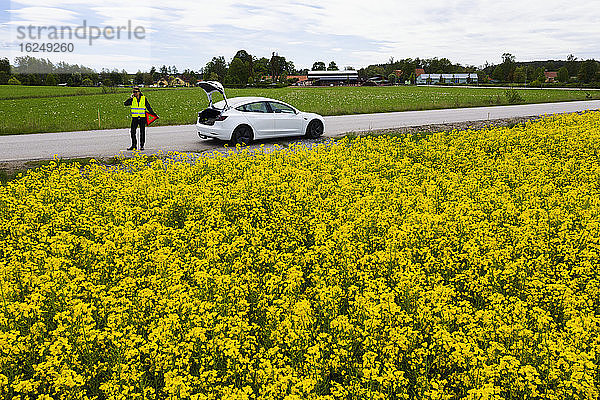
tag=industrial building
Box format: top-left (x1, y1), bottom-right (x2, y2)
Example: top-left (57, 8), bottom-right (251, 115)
top-left (307, 70), bottom-right (360, 86)
top-left (416, 73), bottom-right (479, 85)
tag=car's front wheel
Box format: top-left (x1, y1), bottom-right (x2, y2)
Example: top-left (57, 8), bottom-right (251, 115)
top-left (231, 125), bottom-right (253, 146)
top-left (306, 120), bottom-right (324, 139)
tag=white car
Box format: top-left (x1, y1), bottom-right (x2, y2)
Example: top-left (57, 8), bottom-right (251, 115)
top-left (196, 81), bottom-right (325, 145)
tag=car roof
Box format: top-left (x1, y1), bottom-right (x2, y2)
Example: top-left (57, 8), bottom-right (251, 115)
top-left (215, 97), bottom-right (291, 108)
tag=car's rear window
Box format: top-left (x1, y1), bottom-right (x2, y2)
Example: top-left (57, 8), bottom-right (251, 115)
top-left (236, 102), bottom-right (270, 113)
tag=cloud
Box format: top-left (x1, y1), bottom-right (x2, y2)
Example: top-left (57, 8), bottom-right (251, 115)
top-left (6, 6), bottom-right (80, 26)
top-left (2, 0), bottom-right (599, 71)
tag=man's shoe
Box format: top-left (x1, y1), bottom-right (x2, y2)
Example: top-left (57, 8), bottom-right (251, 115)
top-left (140, 146), bottom-right (145, 151)
top-left (127, 146), bottom-right (136, 151)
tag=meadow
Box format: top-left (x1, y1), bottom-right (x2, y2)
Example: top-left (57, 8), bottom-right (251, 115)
top-left (1, 112), bottom-right (599, 399)
top-left (0, 86), bottom-right (133, 100)
top-left (1, 85), bottom-right (600, 134)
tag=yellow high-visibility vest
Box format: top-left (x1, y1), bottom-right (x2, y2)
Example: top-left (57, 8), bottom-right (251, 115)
top-left (131, 96), bottom-right (146, 118)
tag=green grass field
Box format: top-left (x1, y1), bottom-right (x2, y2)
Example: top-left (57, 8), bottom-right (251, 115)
top-left (0, 85), bottom-right (137, 100)
top-left (1, 85), bottom-right (599, 134)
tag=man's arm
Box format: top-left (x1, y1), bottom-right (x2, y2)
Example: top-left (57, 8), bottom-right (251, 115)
top-left (124, 97), bottom-right (133, 106)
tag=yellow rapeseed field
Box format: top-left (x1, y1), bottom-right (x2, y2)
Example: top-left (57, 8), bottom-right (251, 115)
top-left (1, 112), bottom-right (599, 399)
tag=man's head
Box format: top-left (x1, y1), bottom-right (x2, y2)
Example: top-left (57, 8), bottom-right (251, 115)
top-left (132, 87), bottom-right (141, 97)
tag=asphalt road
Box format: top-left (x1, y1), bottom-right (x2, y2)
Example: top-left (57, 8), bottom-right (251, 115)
top-left (2, 100), bottom-right (600, 162)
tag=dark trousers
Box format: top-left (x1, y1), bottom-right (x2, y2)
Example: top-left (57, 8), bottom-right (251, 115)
top-left (130, 117), bottom-right (146, 148)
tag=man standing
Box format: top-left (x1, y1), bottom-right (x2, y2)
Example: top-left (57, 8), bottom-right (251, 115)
top-left (124, 87), bottom-right (155, 151)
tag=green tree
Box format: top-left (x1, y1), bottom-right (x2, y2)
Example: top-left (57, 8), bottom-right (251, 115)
top-left (566, 54), bottom-right (578, 76)
top-left (0, 57), bottom-right (10, 74)
top-left (534, 67), bottom-right (546, 82)
top-left (285, 61), bottom-right (296, 75)
top-left (578, 59), bottom-right (599, 83)
top-left (279, 71), bottom-right (288, 84)
top-left (203, 56), bottom-right (227, 81)
top-left (181, 69), bottom-right (198, 86)
top-left (234, 50), bottom-right (254, 79)
top-left (143, 73), bottom-right (154, 86)
top-left (492, 53), bottom-right (516, 82)
top-left (226, 57), bottom-right (248, 85)
top-left (159, 65), bottom-right (169, 79)
top-left (149, 66), bottom-right (157, 81)
top-left (557, 66), bottom-right (569, 83)
top-left (81, 77), bottom-right (93, 87)
top-left (365, 65), bottom-right (385, 78)
top-left (312, 61), bottom-right (326, 71)
top-left (45, 74), bottom-right (57, 86)
top-left (134, 71), bottom-right (144, 84)
top-left (8, 76), bottom-right (21, 85)
top-left (120, 70), bottom-right (129, 86)
top-left (513, 66), bottom-right (526, 83)
top-left (388, 73), bottom-right (397, 84)
top-left (269, 53), bottom-right (287, 83)
top-left (328, 61), bottom-right (339, 71)
top-left (253, 58), bottom-right (270, 80)
top-left (83, 73), bottom-right (99, 86)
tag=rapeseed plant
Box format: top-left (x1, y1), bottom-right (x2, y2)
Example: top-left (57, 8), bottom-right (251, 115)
top-left (1, 112), bottom-right (599, 399)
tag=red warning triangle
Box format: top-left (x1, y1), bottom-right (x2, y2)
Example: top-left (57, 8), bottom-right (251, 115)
top-left (146, 112), bottom-right (159, 125)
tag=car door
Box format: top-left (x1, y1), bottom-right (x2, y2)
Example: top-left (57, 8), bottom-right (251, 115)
top-left (239, 102), bottom-right (274, 138)
top-left (269, 101), bottom-right (305, 137)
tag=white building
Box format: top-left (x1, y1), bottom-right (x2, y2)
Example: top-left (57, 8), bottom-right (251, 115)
top-left (416, 73), bottom-right (478, 85)
top-left (308, 70), bottom-right (359, 86)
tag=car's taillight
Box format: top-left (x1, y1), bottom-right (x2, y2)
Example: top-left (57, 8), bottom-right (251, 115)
top-left (215, 115), bottom-right (228, 121)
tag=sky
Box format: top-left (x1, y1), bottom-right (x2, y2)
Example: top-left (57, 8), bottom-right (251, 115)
top-left (0, 0), bottom-right (599, 72)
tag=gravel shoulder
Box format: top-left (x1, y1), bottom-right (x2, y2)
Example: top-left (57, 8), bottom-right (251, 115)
top-left (341, 115), bottom-right (543, 137)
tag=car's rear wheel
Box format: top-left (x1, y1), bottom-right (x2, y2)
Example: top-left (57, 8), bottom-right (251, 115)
top-left (306, 120), bottom-right (324, 139)
top-left (231, 125), bottom-right (253, 146)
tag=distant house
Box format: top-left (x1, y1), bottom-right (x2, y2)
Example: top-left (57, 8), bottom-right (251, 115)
top-left (156, 76), bottom-right (189, 87)
top-left (544, 71), bottom-right (558, 83)
top-left (173, 77), bottom-right (189, 87)
top-left (307, 70), bottom-right (359, 86)
top-left (416, 73), bottom-right (479, 85)
top-left (415, 68), bottom-right (425, 77)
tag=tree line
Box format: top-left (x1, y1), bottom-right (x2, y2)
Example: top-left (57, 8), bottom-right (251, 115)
top-left (356, 53), bottom-right (600, 85)
top-left (2, 52), bottom-right (600, 87)
top-left (481, 53), bottom-right (600, 85)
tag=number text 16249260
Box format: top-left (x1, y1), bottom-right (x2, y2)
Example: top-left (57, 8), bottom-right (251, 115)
top-left (19, 43), bottom-right (75, 53)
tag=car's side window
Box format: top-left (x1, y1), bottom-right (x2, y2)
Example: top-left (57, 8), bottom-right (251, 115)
top-left (238, 102), bottom-right (270, 113)
top-left (269, 102), bottom-right (296, 114)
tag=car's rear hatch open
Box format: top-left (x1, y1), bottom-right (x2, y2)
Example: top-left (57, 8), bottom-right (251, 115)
top-left (197, 81), bottom-right (229, 125)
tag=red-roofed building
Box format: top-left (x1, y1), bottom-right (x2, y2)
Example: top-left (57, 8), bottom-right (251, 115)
top-left (288, 75), bottom-right (309, 84)
top-left (415, 68), bottom-right (425, 77)
top-left (544, 71), bottom-right (558, 83)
